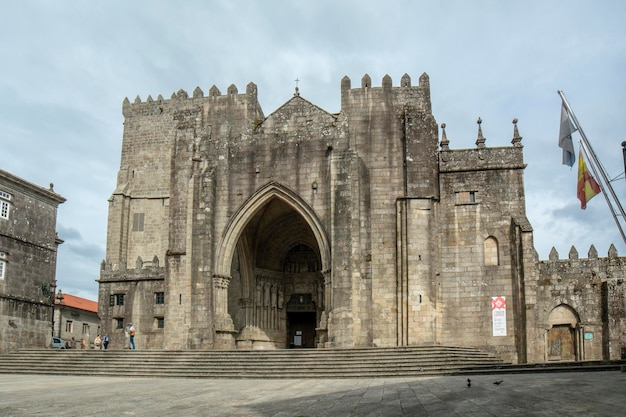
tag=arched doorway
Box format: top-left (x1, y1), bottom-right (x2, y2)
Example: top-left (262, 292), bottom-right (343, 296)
top-left (216, 183), bottom-right (329, 349)
top-left (546, 304), bottom-right (580, 361)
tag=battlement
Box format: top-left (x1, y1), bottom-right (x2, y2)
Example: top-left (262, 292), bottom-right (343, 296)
top-left (545, 244), bottom-right (620, 261)
top-left (538, 244), bottom-right (624, 280)
top-left (340, 73), bottom-right (432, 113)
top-left (537, 244), bottom-right (625, 288)
top-left (121, 82), bottom-right (261, 118)
top-left (438, 118), bottom-right (525, 172)
top-left (99, 256), bottom-right (165, 282)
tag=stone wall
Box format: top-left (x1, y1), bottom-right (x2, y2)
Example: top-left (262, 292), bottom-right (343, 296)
top-left (0, 169), bottom-right (65, 353)
top-left (528, 245), bottom-right (626, 362)
top-left (98, 260), bottom-right (165, 349)
top-left (0, 297), bottom-right (51, 352)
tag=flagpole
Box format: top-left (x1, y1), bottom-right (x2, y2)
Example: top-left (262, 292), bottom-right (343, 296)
top-left (558, 90), bottom-right (626, 244)
top-left (622, 141), bottom-right (626, 183)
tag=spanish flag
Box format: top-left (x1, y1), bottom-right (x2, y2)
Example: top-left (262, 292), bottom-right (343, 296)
top-left (577, 149), bottom-right (601, 209)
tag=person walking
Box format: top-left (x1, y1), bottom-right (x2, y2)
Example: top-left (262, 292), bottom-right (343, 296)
top-left (94, 334), bottom-right (102, 350)
top-left (102, 334), bottom-right (109, 350)
top-left (129, 324), bottom-right (136, 350)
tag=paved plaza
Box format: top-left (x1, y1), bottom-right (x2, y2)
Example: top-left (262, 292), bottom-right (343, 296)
top-left (0, 371), bottom-right (624, 416)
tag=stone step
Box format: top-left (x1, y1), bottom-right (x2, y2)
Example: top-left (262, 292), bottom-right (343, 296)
top-left (0, 346), bottom-right (507, 378)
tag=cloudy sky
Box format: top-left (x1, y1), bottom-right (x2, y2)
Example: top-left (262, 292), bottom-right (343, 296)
top-left (2, 1), bottom-right (625, 301)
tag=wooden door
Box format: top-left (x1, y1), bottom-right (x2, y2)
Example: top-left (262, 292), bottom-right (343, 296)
top-left (547, 325), bottom-right (576, 361)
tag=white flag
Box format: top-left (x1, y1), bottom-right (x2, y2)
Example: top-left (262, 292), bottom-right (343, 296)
top-left (558, 102), bottom-right (577, 167)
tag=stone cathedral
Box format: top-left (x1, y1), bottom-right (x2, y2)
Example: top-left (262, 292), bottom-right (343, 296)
top-left (98, 72), bottom-right (626, 364)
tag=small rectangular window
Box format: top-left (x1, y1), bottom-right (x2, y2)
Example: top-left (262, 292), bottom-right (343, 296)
top-left (111, 294), bottom-right (125, 306)
top-left (0, 200), bottom-right (9, 219)
top-left (156, 317), bottom-right (164, 329)
top-left (132, 213), bottom-right (145, 231)
top-left (155, 292), bottom-right (165, 305)
top-left (455, 191), bottom-right (478, 205)
top-left (82, 324), bottom-right (89, 334)
top-left (115, 318), bottom-right (124, 329)
top-left (65, 320), bottom-right (73, 333)
top-left (0, 190), bottom-right (11, 220)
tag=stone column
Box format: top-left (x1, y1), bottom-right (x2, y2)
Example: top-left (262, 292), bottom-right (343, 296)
top-left (323, 270), bottom-right (331, 313)
top-left (239, 297), bottom-right (253, 327)
top-left (316, 270), bottom-right (331, 347)
top-left (213, 275), bottom-right (234, 328)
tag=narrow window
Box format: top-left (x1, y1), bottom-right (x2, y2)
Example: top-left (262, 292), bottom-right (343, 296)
top-left (65, 320), bottom-right (73, 333)
top-left (0, 252), bottom-right (6, 280)
top-left (82, 324), bottom-right (89, 335)
top-left (115, 318), bottom-right (124, 329)
top-left (156, 317), bottom-right (164, 329)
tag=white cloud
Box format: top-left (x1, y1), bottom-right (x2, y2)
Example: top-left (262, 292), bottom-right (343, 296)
top-left (2, 0), bottom-right (625, 300)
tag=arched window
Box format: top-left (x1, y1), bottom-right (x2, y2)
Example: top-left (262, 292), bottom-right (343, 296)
top-left (484, 236), bottom-right (499, 266)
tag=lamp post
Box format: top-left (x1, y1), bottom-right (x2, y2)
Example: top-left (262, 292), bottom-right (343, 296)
top-left (55, 289), bottom-right (64, 339)
top-left (49, 280), bottom-right (57, 338)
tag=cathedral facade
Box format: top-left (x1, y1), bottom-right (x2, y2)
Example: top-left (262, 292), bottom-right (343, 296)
top-left (98, 73), bottom-right (626, 363)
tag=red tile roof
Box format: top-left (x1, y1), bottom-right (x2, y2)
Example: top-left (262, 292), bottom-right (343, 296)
top-left (56, 293), bottom-right (98, 313)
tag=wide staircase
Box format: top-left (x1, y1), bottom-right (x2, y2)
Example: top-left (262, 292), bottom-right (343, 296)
top-left (0, 346), bottom-right (508, 379)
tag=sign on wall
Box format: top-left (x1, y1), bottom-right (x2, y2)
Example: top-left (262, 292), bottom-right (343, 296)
top-left (491, 296), bottom-right (506, 336)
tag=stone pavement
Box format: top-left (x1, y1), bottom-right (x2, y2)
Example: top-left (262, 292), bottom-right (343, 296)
top-left (0, 371), bottom-right (624, 416)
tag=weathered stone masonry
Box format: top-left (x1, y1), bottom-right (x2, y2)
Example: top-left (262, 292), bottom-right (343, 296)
top-left (0, 170), bottom-right (65, 353)
top-left (98, 73), bottom-right (626, 363)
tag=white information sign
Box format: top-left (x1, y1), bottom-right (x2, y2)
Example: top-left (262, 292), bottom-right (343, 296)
top-left (491, 296), bottom-right (507, 337)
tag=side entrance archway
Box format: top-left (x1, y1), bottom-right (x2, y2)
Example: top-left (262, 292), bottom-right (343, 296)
top-left (546, 304), bottom-right (581, 361)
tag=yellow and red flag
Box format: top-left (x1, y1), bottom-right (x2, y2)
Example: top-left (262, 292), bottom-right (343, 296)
top-left (577, 149), bottom-right (601, 209)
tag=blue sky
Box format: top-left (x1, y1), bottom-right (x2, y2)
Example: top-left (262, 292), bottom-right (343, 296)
top-left (2, 0), bottom-right (625, 301)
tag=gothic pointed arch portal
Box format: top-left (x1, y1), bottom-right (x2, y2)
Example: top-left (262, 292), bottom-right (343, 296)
top-left (215, 182), bottom-right (330, 349)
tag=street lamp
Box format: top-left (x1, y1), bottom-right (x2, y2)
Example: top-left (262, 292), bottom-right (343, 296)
top-left (55, 289), bottom-right (64, 338)
top-left (49, 280), bottom-right (57, 338)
